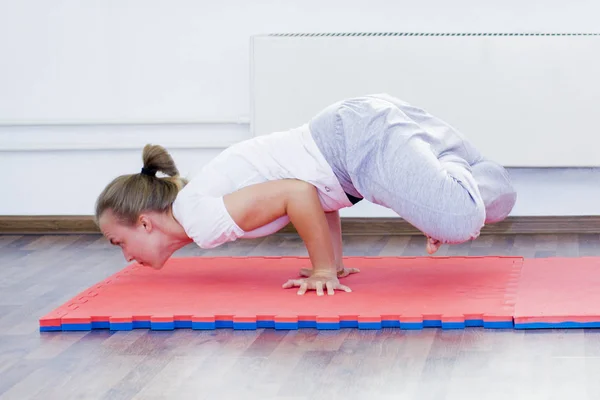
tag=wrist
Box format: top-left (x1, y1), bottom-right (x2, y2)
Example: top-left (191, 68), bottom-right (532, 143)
top-left (311, 264), bottom-right (337, 277)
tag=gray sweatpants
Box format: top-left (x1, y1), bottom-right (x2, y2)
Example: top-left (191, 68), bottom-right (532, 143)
top-left (309, 93), bottom-right (517, 244)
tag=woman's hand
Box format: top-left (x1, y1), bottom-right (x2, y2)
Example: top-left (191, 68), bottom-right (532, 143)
top-left (282, 272), bottom-right (352, 296)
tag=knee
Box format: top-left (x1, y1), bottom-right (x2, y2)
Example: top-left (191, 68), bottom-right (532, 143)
top-left (424, 202), bottom-right (485, 245)
top-left (472, 160), bottom-right (517, 224)
top-left (484, 190), bottom-right (517, 223)
top-left (443, 205), bottom-right (486, 244)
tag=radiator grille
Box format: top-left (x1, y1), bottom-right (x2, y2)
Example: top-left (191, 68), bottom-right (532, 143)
top-left (266, 32), bottom-right (600, 37)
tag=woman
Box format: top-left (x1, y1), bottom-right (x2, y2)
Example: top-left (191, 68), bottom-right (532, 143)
top-left (95, 93), bottom-right (517, 296)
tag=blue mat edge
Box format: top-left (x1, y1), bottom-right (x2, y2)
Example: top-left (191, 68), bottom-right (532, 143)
top-left (40, 318), bottom-right (517, 332)
top-left (514, 321), bottom-right (600, 329)
top-left (43, 319), bottom-right (600, 332)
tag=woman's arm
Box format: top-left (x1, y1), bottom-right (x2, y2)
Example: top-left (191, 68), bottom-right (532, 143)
top-left (223, 179), bottom-right (351, 295)
top-left (299, 210), bottom-right (360, 279)
top-left (326, 210), bottom-right (343, 269)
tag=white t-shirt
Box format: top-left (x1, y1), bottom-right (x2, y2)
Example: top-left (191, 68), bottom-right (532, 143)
top-left (172, 123), bottom-right (352, 249)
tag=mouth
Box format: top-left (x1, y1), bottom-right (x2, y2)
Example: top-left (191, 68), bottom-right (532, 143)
top-left (139, 261), bottom-right (160, 270)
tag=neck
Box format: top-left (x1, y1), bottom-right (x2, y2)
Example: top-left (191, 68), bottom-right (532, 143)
top-left (158, 209), bottom-right (194, 253)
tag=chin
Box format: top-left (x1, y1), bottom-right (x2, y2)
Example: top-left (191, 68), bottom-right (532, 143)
top-left (147, 262), bottom-right (165, 270)
top-left (149, 257), bottom-right (170, 270)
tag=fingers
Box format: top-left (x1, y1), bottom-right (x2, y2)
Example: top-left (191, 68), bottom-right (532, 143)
top-left (297, 282), bottom-right (308, 296)
top-left (336, 283), bottom-right (352, 293)
top-left (315, 281), bottom-right (324, 296)
top-left (282, 279), bottom-right (323, 296)
top-left (326, 281), bottom-right (335, 296)
top-left (282, 279), bottom-right (302, 289)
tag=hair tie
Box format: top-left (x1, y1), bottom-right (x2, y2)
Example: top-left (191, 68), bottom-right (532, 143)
top-left (141, 167), bottom-right (157, 177)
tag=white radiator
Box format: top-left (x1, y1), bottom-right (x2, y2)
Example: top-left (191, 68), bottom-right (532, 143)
top-left (250, 33), bottom-right (600, 167)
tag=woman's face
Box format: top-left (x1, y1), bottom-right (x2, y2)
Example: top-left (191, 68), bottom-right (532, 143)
top-left (98, 210), bottom-right (172, 270)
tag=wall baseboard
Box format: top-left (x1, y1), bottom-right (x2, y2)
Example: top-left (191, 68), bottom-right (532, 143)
top-left (0, 216), bottom-right (100, 234)
top-left (1, 215), bottom-right (599, 236)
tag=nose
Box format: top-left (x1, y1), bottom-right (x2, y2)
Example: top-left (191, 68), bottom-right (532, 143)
top-left (122, 249), bottom-right (134, 263)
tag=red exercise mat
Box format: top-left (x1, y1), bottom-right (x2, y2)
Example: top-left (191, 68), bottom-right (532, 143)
top-left (39, 256), bottom-right (523, 331)
top-left (514, 257), bottom-right (600, 329)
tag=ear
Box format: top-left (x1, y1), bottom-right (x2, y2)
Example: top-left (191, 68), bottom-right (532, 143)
top-left (138, 214), bottom-right (154, 233)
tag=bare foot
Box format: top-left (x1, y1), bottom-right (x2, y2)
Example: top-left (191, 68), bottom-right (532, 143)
top-left (426, 237), bottom-right (442, 254)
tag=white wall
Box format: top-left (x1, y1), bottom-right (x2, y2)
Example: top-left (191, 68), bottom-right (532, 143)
top-left (1, 0), bottom-right (600, 216)
top-left (250, 34), bottom-right (600, 167)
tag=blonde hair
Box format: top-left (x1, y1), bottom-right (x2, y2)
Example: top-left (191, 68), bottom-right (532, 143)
top-left (95, 144), bottom-right (188, 225)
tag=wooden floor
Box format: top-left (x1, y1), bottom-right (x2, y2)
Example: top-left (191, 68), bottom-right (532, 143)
top-left (1, 233), bottom-right (600, 400)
